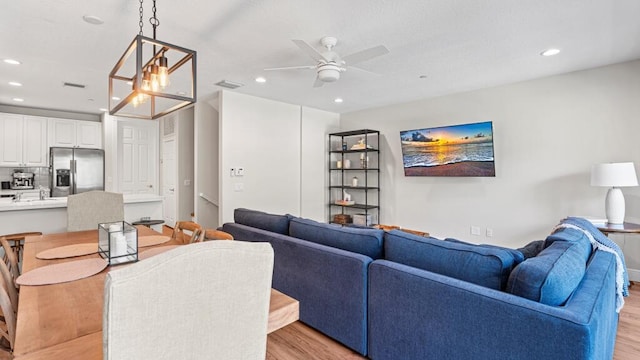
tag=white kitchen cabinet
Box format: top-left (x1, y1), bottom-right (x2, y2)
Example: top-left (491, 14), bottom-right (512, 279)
top-left (0, 113), bottom-right (48, 167)
top-left (49, 118), bottom-right (102, 149)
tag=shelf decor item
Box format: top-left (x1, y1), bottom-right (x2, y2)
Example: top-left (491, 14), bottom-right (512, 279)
top-left (108, 0), bottom-right (197, 120)
top-left (98, 221), bottom-right (138, 265)
top-left (591, 162), bottom-right (638, 224)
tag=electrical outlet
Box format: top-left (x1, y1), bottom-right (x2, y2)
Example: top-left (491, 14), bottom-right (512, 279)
top-left (471, 226), bottom-right (481, 236)
top-left (230, 168), bottom-right (235, 177)
top-left (184, 179), bottom-right (191, 186)
top-left (236, 167), bottom-right (244, 176)
top-left (486, 228), bottom-right (493, 237)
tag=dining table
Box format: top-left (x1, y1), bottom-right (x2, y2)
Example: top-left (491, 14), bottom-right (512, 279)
top-left (13, 226), bottom-right (299, 359)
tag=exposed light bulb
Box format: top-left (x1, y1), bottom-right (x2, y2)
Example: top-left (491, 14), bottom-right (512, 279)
top-left (158, 56), bottom-right (169, 88)
top-left (142, 70), bottom-right (151, 92)
top-left (150, 65), bottom-right (160, 92)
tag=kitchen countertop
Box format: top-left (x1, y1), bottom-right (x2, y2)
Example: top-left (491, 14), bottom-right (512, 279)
top-left (0, 193), bottom-right (163, 212)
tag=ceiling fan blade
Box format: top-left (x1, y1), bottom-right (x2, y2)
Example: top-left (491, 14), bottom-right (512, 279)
top-left (292, 39), bottom-right (330, 62)
top-left (349, 65), bottom-right (382, 77)
top-left (342, 45), bottom-right (389, 66)
top-left (313, 77), bottom-right (324, 88)
top-left (264, 65), bottom-right (316, 71)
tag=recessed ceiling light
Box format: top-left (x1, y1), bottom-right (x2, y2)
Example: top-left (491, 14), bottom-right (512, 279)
top-left (255, 77), bottom-right (266, 83)
top-left (541, 48), bottom-right (560, 57)
top-left (3, 59), bottom-right (21, 65)
top-left (334, 98), bottom-right (343, 103)
top-left (83, 15), bottom-right (104, 25)
top-left (99, 108), bottom-right (108, 112)
top-left (12, 98), bottom-right (24, 102)
top-left (111, 96), bottom-right (121, 101)
top-left (8, 81), bottom-right (22, 86)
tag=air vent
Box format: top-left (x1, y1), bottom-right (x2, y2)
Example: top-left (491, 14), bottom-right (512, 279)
top-left (63, 82), bottom-right (86, 89)
top-left (215, 80), bottom-right (244, 89)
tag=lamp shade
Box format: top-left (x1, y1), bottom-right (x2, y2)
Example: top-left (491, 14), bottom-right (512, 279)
top-left (591, 162), bottom-right (639, 187)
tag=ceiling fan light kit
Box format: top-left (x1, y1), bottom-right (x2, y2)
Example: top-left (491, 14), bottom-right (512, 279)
top-left (109, 0), bottom-right (197, 120)
top-left (265, 36), bottom-right (389, 87)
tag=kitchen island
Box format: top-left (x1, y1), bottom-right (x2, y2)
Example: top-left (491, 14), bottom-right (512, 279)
top-left (0, 193), bottom-right (164, 234)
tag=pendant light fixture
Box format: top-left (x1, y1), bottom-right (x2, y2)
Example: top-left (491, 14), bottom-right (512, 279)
top-left (109, 0), bottom-right (196, 120)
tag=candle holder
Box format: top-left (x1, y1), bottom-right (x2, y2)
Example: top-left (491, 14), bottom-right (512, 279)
top-left (98, 221), bottom-right (138, 265)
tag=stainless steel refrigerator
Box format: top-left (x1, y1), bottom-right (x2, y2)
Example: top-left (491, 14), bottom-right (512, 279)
top-left (50, 147), bottom-right (105, 197)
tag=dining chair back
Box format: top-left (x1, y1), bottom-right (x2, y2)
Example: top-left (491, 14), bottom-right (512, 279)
top-left (171, 221), bottom-right (203, 244)
top-left (0, 232), bottom-right (42, 263)
top-left (202, 229), bottom-right (234, 241)
top-left (67, 191), bottom-right (124, 232)
top-left (0, 275), bottom-right (16, 352)
top-left (0, 237), bottom-right (19, 290)
top-left (103, 241), bottom-right (274, 360)
top-left (0, 260), bottom-right (17, 314)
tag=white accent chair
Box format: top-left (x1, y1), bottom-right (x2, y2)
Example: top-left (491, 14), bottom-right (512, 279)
top-left (103, 241), bottom-right (274, 360)
top-left (67, 191), bottom-right (124, 232)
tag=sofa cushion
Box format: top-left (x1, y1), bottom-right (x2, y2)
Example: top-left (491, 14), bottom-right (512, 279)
top-left (445, 238), bottom-right (525, 265)
top-left (233, 208), bottom-right (292, 235)
top-left (507, 239), bottom-right (589, 306)
top-left (385, 230), bottom-right (518, 290)
top-left (289, 217), bottom-right (384, 259)
top-left (517, 240), bottom-right (546, 259)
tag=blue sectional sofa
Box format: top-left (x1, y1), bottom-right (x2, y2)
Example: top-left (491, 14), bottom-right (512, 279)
top-left (222, 209), bottom-right (619, 359)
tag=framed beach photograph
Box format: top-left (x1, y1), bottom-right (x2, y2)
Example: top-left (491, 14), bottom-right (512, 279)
top-left (399, 121), bottom-right (496, 177)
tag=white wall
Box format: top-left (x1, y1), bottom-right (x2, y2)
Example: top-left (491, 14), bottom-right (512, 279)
top-left (194, 94), bottom-right (220, 229)
top-left (177, 107), bottom-right (195, 220)
top-left (218, 92), bottom-right (340, 225)
top-left (341, 60), bottom-right (640, 258)
top-left (219, 91), bottom-right (302, 223)
top-left (300, 107), bottom-right (341, 221)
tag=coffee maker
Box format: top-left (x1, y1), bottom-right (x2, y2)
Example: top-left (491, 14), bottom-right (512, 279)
top-left (11, 171), bottom-right (35, 189)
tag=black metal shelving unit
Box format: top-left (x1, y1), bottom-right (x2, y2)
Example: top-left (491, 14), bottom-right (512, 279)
top-left (328, 129), bottom-right (380, 225)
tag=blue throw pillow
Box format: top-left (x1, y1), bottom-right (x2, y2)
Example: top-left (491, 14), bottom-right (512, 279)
top-left (445, 238), bottom-right (525, 265)
top-left (507, 240), bottom-right (588, 306)
top-left (233, 208), bottom-right (291, 235)
top-left (289, 217), bottom-right (384, 259)
top-left (385, 230), bottom-right (518, 290)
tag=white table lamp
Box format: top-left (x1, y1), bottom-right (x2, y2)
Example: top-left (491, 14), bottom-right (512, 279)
top-left (591, 162), bottom-right (638, 224)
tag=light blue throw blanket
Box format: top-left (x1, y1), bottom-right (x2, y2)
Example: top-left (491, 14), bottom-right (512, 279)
top-left (553, 217), bottom-right (629, 312)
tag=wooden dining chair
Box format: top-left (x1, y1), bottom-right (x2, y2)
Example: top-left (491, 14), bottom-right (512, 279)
top-left (202, 229), bottom-right (234, 241)
top-left (171, 221), bottom-right (203, 244)
top-left (0, 261), bottom-right (17, 314)
top-left (0, 275), bottom-right (16, 353)
top-left (0, 238), bottom-right (19, 290)
top-left (0, 232), bottom-right (42, 263)
top-left (103, 241), bottom-right (274, 359)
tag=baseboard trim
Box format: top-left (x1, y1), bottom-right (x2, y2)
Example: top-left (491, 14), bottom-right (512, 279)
top-left (628, 268), bottom-right (640, 282)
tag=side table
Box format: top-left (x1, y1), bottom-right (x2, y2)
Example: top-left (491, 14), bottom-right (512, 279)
top-left (596, 222), bottom-right (640, 287)
top-left (596, 222), bottom-right (640, 236)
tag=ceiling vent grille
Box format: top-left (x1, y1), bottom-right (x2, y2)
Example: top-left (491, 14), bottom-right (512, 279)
top-left (215, 80), bottom-right (244, 89)
top-left (63, 82), bottom-right (86, 89)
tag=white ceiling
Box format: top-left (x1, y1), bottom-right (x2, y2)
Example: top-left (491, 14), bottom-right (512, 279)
top-left (1, 0), bottom-right (640, 115)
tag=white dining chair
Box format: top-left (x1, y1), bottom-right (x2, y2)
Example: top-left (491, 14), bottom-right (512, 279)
top-left (103, 240), bottom-right (274, 360)
top-left (67, 191), bottom-right (124, 232)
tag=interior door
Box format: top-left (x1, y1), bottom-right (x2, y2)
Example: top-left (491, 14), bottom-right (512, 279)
top-left (162, 137), bottom-right (176, 226)
top-left (117, 120), bottom-right (158, 194)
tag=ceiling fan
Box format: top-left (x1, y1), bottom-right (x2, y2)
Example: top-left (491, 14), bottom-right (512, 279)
top-left (265, 36), bottom-right (389, 87)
